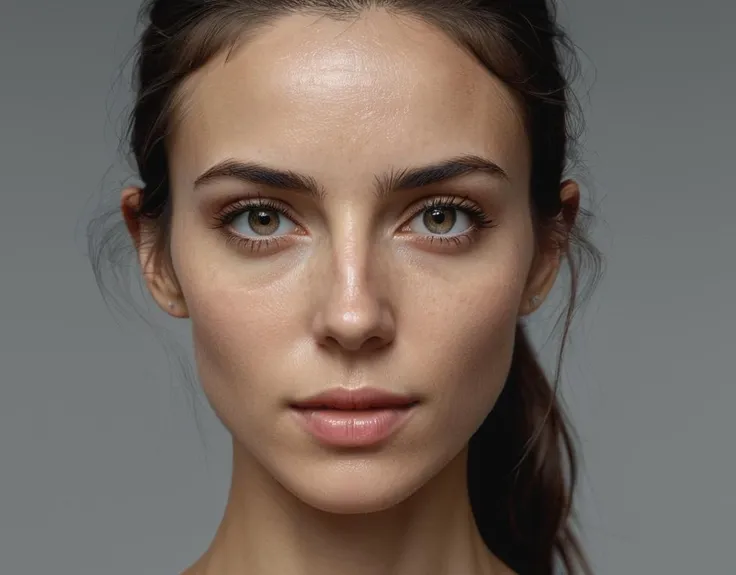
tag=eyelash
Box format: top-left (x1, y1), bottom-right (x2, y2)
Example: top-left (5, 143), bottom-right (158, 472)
top-left (408, 196), bottom-right (496, 246)
top-left (210, 196), bottom-right (298, 253)
top-left (210, 194), bottom-right (496, 253)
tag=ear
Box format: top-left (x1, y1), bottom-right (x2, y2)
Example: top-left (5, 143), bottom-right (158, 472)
top-left (519, 179), bottom-right (579, 316)
top-left (121, 186), bottom-right (189, 318)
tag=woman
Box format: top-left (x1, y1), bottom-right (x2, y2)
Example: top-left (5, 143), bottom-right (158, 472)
top-left (90, 0), bottom-right (602, 573)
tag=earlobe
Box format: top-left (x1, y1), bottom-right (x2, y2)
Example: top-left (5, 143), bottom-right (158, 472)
top-left (166, 299), bottom-right (189, 318)
top-left (519, 252), bottom-right (560, 316)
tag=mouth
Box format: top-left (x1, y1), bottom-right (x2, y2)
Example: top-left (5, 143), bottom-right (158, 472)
top-left (288, 387), bottom-right (420, 447)
top-left (288, 386), bottom-right (420, 411)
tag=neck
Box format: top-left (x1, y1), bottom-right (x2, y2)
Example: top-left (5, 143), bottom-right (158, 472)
top-left (185, 440), bottom-right (511, 575)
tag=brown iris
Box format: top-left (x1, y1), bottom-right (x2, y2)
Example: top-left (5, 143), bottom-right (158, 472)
top-left (248, 209), bottom-right (280, 235)
top-left (423, 207), bottom-right (456, 234)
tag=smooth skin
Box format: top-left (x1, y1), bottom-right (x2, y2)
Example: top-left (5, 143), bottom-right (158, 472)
top-left (122, 8), bottom-right (578, 575)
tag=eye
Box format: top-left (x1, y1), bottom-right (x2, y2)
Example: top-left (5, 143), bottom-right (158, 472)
top-left (230, 207), bottom-right (298, 238)
top-left (408, 205), bottom-right (473, 236)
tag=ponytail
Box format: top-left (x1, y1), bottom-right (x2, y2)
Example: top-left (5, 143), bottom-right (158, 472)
top-left (468, 324), bottom-right (592, 575)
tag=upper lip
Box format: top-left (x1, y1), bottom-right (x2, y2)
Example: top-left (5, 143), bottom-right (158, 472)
top-left (290, 387), bottom-right (420, 410)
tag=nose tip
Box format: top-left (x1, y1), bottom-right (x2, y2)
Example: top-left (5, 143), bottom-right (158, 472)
top-left (314, 307), bottom-right (395, 352)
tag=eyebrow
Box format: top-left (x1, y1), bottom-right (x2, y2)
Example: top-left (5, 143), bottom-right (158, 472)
top-left (193, 154), bottom-right (509, 200)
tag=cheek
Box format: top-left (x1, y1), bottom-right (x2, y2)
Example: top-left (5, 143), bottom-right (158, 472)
top-left (186, 283), bottom-right (308, 451)
top-left (187, 279), bottom-right (297, 379)
top-left (169, 232), bottom-right (301, 434)
top-left (399, 241), bottom-right (532, 436)
top-left (407, 276), bottom-right (521, 412)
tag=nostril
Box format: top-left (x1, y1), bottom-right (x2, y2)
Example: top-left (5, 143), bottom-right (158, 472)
top-left (363, 335), bottom-right (388, 351)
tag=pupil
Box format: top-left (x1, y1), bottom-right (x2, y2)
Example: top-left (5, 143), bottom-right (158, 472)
top-left (431, 209), bottom-right (446, 224)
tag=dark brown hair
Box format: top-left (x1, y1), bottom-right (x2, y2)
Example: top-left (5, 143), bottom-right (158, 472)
top-left (88, 1), bottom-right (603, 573)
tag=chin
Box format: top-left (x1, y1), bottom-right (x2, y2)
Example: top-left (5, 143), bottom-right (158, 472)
top-left (273, 457), bottom-right (433, 515)
top-left (290, 481), bottom-right (420, 515)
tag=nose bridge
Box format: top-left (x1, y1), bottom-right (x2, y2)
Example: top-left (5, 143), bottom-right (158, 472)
top-left (326, 210), bottom-right (379, 300)
top-left (329, 223), bottom-right (382, 322)
top-left (338, 230), bottom-right (372, 301)
top-left (313, 216), bottom-right (395, 351)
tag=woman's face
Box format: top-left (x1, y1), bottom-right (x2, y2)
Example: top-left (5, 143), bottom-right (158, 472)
top-left (155, 10), bottom-right (549, 512)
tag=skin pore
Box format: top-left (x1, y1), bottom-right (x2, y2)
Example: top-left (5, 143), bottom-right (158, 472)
top-left (122, 8), bottom-right (578, 575)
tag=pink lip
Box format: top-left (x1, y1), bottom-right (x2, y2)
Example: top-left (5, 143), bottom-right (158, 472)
top-left (290, 386), bottom-right (419, 410)
top-left (289, 387), bottom-right (419, 447)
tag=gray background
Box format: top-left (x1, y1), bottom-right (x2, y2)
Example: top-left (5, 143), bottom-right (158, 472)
top-left (1, 0), bottom-right (734, 573)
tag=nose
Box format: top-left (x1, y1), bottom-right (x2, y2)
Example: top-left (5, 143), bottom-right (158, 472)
top-left (311, 247), bottom-right (396, 353)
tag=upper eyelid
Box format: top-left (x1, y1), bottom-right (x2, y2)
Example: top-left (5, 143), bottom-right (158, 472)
top-left (217, 195), bottom-right (486, 227)
top-left (403, 196), bottom-right (487, 219)
top-left (220, 197), bottom-right (300, 222)
top-left (402, 198), bottom-right (471, 222)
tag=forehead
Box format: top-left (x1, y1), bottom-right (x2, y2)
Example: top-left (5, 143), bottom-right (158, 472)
top-left (169, 10), bottom-right (530, 188)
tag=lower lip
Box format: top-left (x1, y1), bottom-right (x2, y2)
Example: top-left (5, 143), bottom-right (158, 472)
top-left (290, 406), bottom-right (416, 447)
